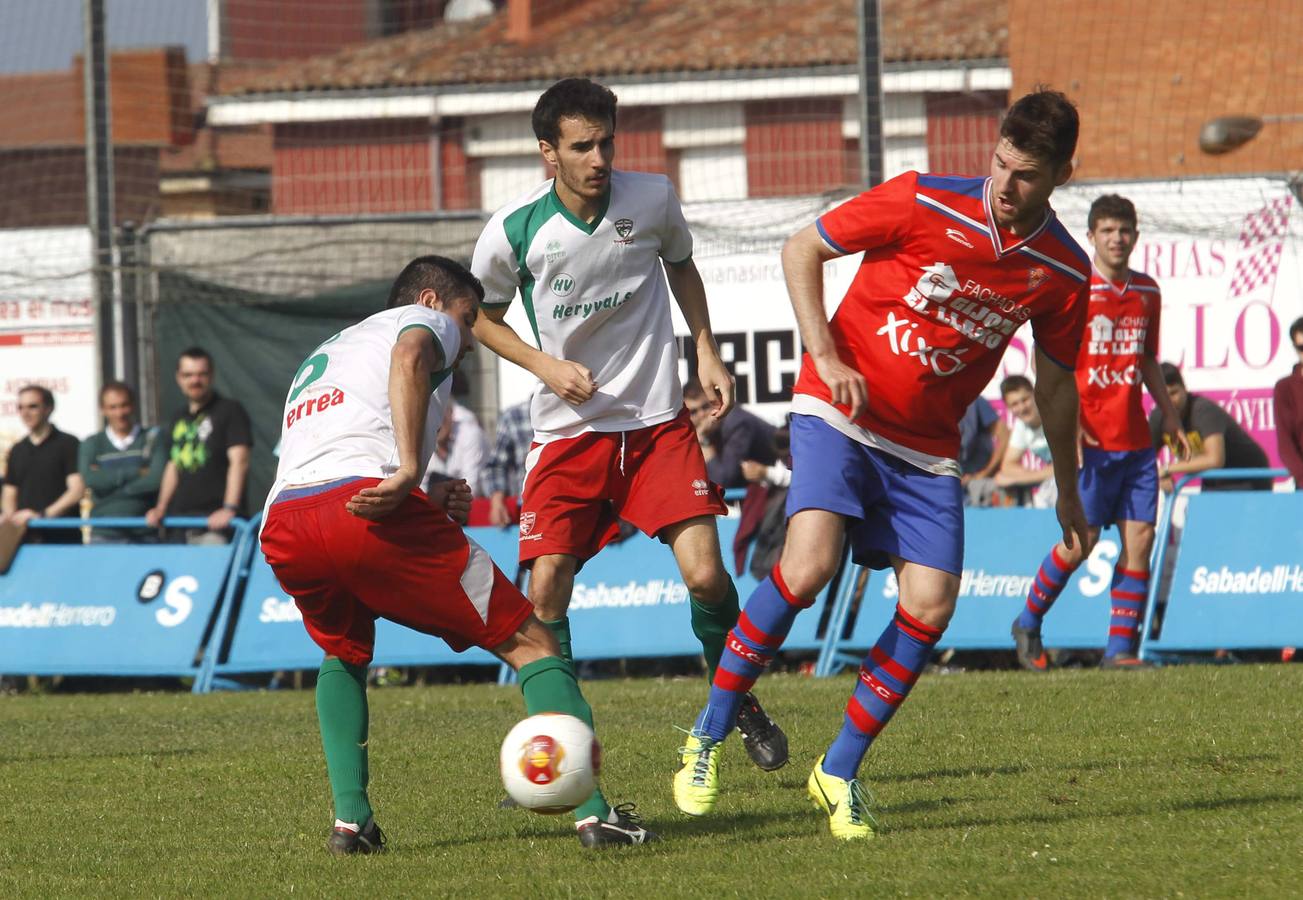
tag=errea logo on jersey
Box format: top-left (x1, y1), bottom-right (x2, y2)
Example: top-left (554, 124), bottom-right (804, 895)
top-left (691, 478), bottom-right (709, 496)
top-left (286, 388), bottom-right (345, 429)
top-left (550, 273), bottom-right (576, 297)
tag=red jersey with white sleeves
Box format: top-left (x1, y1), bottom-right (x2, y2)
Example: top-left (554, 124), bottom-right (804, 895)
top-left (1076, 268), bottom-right (1162, 451)
top-left (792, 172), bottom-right (1091, 473)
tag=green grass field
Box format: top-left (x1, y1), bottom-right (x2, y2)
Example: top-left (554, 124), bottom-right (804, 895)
top-left (3, 665), bottom-right (1302, 898)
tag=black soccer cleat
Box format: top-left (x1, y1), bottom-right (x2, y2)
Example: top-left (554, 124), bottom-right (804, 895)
top-left (576, 803), bottom-right (659, 849)
top-left (326, 817), bottom-right (386, 857)
top-left (736, 691), bottom-right (789, 771)
top-left (1011, 621), bottom-right (1050, 672)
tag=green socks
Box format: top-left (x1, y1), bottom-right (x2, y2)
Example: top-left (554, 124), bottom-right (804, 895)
top-left (541, 616), bottom-right (573, 666)
top-left (690, 578), bottom-right (741, 681)
top-left (518, 656), bottom-right (610, 823)
top-left (315, 657), bottom-right (372, 826)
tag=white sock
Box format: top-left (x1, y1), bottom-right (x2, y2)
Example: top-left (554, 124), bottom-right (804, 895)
top-left (334, 819), bottom-right (361, 833)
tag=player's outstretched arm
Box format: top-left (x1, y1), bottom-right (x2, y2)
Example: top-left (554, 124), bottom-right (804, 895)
top-left (1033, 347), bottom-right (1093, 554)
top-left (473, 308), bottom-right (596, 406)
top-left (665, 258), bottom-right (734, 418)
top-left (782, 224), bottom-right (867, 419)
top-left (347, 328), bottom-right (439, 520)
top-left (1140, 354), bottom-right (1190, 460)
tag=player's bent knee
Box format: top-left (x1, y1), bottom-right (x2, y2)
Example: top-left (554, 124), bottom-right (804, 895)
top-left (776, 557), bottom-right (837, 602)
top-left (681, 562), bottom-right (729, 602)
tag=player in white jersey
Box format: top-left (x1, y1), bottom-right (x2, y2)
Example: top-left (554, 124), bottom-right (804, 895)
top-left (260, 256), bottom-right (656, 853)
top-left (471, 78), bottom-right (789, 772)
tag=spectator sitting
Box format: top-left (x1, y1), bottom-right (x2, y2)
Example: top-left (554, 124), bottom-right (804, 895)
top-left (685, 378), bottom-right (776, 489)
top-left (78, 381), bottom-right (166, 543)
top-left (427, 401), bottom-right (488, 497)
top-left (1, 385), bottom-right (84, 544)
top-left (994, 375), bottom-right (1056, 508)
top-left (146, 347), bottom-right (253, 544)
top-left (1149, 361), bottom-right (1270, 492)
top-left (958, 395), bottom-right (1009, 506)
top-left (482, 399), bottom-right (532, 527)
top-left (1273, 315), bottom-right (1303, 489)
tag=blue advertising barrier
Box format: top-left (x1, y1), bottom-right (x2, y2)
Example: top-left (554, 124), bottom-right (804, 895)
top-left (815, 507), bottom-right (1133, 673)
top-left (0, 517), bottom-right (249, 689)
top-left (1140, 469), bottom-right (1297, 659)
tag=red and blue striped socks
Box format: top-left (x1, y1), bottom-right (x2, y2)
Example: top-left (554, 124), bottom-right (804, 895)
top-left (1105, 567), bottom-right (1148, 657)
top-left (693, 566), bottom-right (813, 741)
top-left (1017, 545), bottom-right (1077, 631)
top-left (822, 603), bottom-right (943, 780)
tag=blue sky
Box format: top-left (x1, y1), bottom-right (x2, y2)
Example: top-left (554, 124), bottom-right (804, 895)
top-left (0, 0), bottom-right (207, 74)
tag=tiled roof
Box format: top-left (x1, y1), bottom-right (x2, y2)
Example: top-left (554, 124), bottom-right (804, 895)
top-left (221, 0), bottom-right (1008, 96)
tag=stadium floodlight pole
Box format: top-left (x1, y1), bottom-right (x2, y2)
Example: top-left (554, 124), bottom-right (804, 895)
top-left (83, 0), bottom-right (118, 386)
top-left (1198, 113), bottom-right (1303, 155)
top-left (856, 0), bottom-right (886, 188)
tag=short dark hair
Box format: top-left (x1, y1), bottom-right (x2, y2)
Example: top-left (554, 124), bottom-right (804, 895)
top-left (1000, 89), bottom-right (1079, 169)
top-left (18, 384), bottom-right (54, 410)
top-left (682, 378), bottom-right (705, 400)
top-left (1290, 316), bottom-right (1303, 340)
top-left (532, 78), bottom-right (618, 146)
top-left (1000, 375), bottom-right (1034, 397)
top-left (100, 380), bottom-right (135, 404)
top-left (387, 255), bottom-right (484, 309)
top-left (177, 346), bottom-right (212, 371)
top-left (1160, 362), bottom-right (1185, 387)
top-left (1088, 194), bottom-right (1138, 231)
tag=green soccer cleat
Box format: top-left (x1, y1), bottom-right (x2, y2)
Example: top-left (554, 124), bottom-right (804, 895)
top-left (673, 731), bottom-right (721, 816)
top-left (807, 755), bottom-right (877, 841)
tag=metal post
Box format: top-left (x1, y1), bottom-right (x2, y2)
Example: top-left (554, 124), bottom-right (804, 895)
top-left (856, 0), bottom-right (886, 188)
top-left (118, 222), bottom-right (140, 395)
top-left (83, 0), bottom-right (117, 386)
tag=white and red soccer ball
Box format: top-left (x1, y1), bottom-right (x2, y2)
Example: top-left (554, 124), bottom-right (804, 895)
top-left (499, 713), bottom-right (601, 814)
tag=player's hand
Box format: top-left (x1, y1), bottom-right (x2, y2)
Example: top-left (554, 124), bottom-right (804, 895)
top-left (144, 506), bottom-right (164, 528)
top-left (740, 460), bottom-right (768, 483)
top-left (346, 470), bottom-right (419, 521)
top-left (429, 478), bottom-right (473, 525)
top-left (695, 351), bottom-right (736, 419)
top-left (206, 507), bottom-right (236, 531)
top-left (542, 358), bottom-right (598, 406)
top-left (488, 493), bottom-right (514, 528)
top-left (811, 353), bottom-right (867, 420)
top-left (11, 509), bottom-right (40, 526)
top-left (1055, 489), bottom-right (1094, 556)
top-left (1163, 416), bottom-right (1191, 461)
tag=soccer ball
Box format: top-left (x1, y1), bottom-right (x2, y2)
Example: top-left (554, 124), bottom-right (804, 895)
top-left (499, 713), bottom-right (601, 814)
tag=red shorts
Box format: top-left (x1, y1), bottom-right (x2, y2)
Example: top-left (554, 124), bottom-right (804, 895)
top-left (260, 478), bottom-right (533, 667)
top-left (518, 407), bottom-right (727, 565)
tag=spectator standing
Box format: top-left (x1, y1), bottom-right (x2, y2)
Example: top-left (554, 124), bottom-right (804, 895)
top-left (1149, 362), bottom-right (1270, 492)
top-left (685, 378), bottom-right (777, 489)
top-left (482, 399), bottom-right (532, 526)
top-left (994, 375), bottom-right (1055, 507)
top-left (958, 395), bottom-right (1009, 506)
top-left (1273, 316), bottom-right (1303, 488)
top-left (78, 381), bottom-right (166, 543)
top-left (146, 347), bottom-right (253, 544)
top-left (0, 385), bottom-right (84, 543)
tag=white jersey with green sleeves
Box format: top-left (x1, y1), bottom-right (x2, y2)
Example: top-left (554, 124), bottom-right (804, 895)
top-left (267, 305), bottom-right (461, 505)
top-left (472, 169), bottom-right (693, 440)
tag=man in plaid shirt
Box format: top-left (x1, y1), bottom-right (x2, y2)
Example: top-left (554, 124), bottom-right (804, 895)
top-left (484, 400), bottom-right (532, 527)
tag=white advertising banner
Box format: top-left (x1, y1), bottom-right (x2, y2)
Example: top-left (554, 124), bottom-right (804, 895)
top-left (0, 228), bottom-right (98, 464)
top-left (494, 178), bottom-right (1301, 463)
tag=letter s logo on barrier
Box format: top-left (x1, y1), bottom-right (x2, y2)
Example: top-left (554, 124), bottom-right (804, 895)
top-left (156, 576), bottom-right (197, 628)
top-left (1076, 540), bottom-right (1119, 597)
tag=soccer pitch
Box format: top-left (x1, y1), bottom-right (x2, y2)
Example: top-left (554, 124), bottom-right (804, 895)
top-left (3, 665), bottom-right (1301, 898)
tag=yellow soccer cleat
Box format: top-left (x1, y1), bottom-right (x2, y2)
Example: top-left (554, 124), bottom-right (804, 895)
top-left (673, 731), bottom-right (721, 816)
top-left (807, 755), bottom-right (877, 840)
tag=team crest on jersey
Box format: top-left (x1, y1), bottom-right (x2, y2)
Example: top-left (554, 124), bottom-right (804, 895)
top-left (1027, 266), bottom-right (1049, 290)
top-left (614, 218), bottom-right (635, 244)
top-left (519, 512), bottom-right (537, 536)
top-left (944, 228), bottom-right (974, 248)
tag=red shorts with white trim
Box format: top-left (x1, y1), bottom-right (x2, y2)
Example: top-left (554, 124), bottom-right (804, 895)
top-left (260, 478), bottom-right (533, 667)
top-left (517, 407), bottom-right (727, 565)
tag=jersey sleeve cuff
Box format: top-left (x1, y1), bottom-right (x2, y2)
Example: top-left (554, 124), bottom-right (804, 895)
top-left (1037, 344), bottom-right (1074, 371)
top-left (815, 218), bottom-right (850, 256)
top-left (663, 252), bottom-right (693, 266)
top-left (481, 298), bottom-right (514, 309)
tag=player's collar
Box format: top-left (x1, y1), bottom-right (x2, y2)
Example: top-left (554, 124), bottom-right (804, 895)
top-left (1092, 263), bottom-right (1132, 295)
top-left (982, 177), bottom-right (1053, 260)
top-left (549, 180), bottom-right (612, 236)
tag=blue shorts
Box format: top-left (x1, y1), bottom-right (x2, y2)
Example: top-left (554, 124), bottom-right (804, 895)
top-left (1078, 447), bottom-right (1159, 527)
top-left (786, 414), bottom-right (964, 575)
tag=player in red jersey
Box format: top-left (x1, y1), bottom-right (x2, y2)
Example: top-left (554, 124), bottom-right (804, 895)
top-left (1011, 195), bottom-right (1189, 671)
top-left (673, 90), bottom-right (1096, 838)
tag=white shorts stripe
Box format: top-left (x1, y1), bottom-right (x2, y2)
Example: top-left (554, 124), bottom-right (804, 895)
top-left (460, 537), bottom-right (496, 625)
